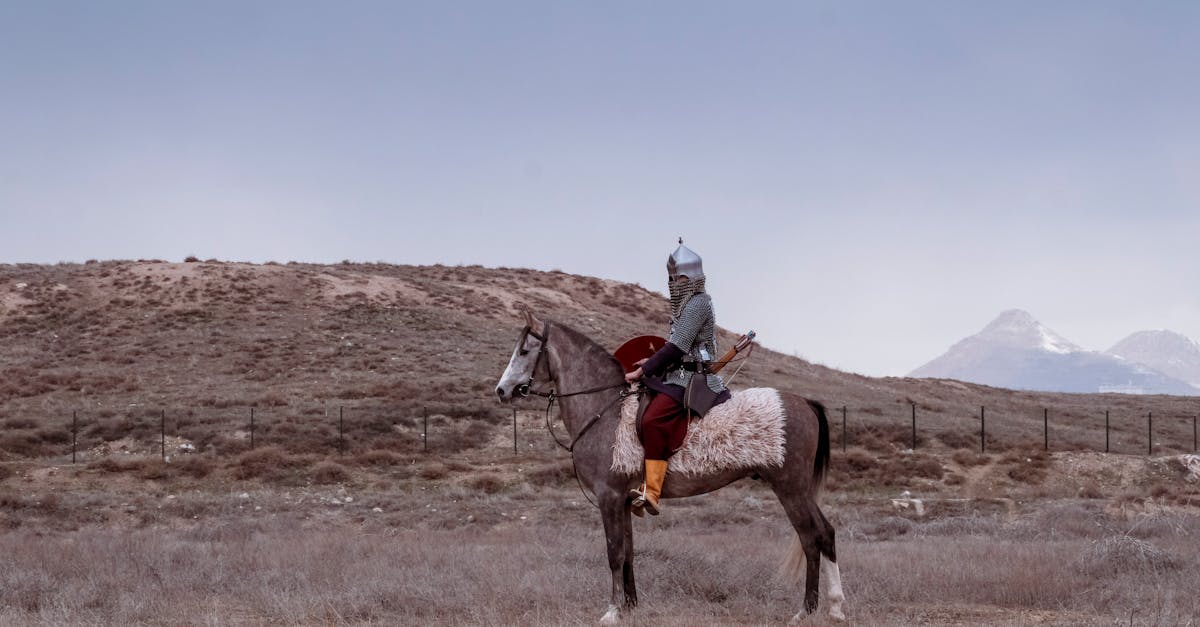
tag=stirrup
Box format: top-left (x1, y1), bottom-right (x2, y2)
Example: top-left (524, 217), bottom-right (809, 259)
top-left (629, 486), bottom-right (647, 517)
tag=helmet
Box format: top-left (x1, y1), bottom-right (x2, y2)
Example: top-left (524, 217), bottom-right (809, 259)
top-left (667, 238), bottom-right (704, 281)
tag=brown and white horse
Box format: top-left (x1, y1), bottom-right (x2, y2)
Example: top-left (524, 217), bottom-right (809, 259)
top-left (495, 311), bottom-right (845, 623)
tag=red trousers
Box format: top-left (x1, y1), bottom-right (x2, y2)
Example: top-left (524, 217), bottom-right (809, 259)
top-left (639, 392), bottom-right (690, 461)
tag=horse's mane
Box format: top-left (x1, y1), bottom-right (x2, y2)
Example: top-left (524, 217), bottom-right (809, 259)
top-left (548, 319), bottom-right (625, 374)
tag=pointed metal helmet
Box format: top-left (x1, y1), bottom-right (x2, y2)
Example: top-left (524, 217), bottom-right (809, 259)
top-left (667, 237), bottom-right (704, 280)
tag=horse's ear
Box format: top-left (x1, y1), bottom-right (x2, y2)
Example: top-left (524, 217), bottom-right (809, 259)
top-left (523, 308), bottom-right (546, 335)
top-left (521, 307), bottom-right (534, 328)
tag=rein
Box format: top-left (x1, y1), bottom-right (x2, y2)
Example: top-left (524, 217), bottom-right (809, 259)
top-left (515, 321), bottom-right (638, 509)
top-left (520, 321), bottom-right (632, 452)
top-left (535, 385), bottom-right (635, 452)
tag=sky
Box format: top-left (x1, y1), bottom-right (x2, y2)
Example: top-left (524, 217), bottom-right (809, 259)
top-left (2, 1), bottom-right (1198, 376)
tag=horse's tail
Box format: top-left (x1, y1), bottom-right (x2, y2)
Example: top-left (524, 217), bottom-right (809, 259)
top-left (806, 399), bottom-right (830, 490)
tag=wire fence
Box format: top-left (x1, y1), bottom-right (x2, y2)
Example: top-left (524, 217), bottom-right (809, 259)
top-left (3, 401), bottom-right (1197, 463)
top-left (831, 404), bottom-right (1199, 457)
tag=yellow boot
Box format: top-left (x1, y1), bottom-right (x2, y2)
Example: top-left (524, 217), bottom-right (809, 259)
top-left (630, 460), bottom-right (668, 516)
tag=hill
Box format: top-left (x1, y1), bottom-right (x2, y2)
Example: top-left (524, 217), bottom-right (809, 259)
top-left (2, 261), bottom-right (1198, 460)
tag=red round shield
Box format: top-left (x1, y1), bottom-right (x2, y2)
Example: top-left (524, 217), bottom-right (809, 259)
top-left (613, 335), bottom-right (668, 373)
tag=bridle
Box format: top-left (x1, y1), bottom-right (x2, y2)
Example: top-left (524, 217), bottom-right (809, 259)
top-left (513, 321), bottom-right (635, 453)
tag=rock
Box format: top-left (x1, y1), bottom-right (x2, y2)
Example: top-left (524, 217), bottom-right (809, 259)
top-left (891, 492), bottom-right (926, 517)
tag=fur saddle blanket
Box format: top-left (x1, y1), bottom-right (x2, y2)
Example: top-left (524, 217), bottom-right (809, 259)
top-left (611, 387), bottom-right (786, 476)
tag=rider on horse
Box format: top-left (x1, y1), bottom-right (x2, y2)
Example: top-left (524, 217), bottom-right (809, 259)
top-left (623, 239), bottom-right (731, 516)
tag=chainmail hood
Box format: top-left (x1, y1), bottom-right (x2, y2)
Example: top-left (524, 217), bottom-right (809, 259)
top-left (669, 276), bottom-right (706, 322)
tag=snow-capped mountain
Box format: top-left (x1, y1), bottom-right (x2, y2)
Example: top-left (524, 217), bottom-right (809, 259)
top-left (1106, 330), bottom-right (1200, 389)
top-left (909, 309), bottom-right (1199, 395)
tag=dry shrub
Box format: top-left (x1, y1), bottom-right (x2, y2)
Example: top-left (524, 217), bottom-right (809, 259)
top-left (351, 449), bottom-right (401, 467)
top-left (35, 428), bottom-right (70, 445)
top-left (1010, 502), bottom-right (1106, 541)
top-left (3, 417), bottom-right (37, 429)
top-left (839, 448), bottom-right (876, 473)
top-left (936, 429), bottom-right (979, 450)
top-left (1075, 535), bottom-right (1178, 575)
top-left (419, 462), bottom-right (448, 480)
top-left (1002, 450), bottom-right (1050, 484)
top-left (124, 457), bottom-right (214, 480)
top-left (90, 458), bottom-right (153, 474)
top-left (525, 459), bottom-right (573, 487)
top-left (444, 460), bottom-right (472, 472)
top-left (1149, 482), bottom-right (1178, 499)
top-left (0, 433), bottom-right (43, 457)
top-left (861, 516), bottom-right (914, 540)
top-left (469, 473), bottom-right (507, 494)
top-left (173, 456), bottom-right (214, 479)
top-left (914, 515), bottom-right (1002, 537)
top-left (951, 450), bottom-right (989, 467)
top-left (851, 421), bottom-right (923, 452)
top-left (901, 453), bottom-right (945, 480)
top-left (136, 461), bottom-right (173, 480)
top-left (312, 461), bottom-right (351, 484)
top-left (229, 446), bottom-right (311, 481)
top-left (1077, 483), bottom-right (1104, 499)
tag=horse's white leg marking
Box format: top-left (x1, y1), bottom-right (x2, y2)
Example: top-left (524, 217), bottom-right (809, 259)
top-left (822, 556), bottom-right (846, 622)
top-left (599, 604), bottom-right (621, 624)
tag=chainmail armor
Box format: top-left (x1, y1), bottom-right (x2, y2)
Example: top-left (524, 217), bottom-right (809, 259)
top-left (664, 293), bottom-right (727, 394)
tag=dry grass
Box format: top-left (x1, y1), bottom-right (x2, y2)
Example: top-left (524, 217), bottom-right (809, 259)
top-left (0, 481), bottom-right (1196, 625)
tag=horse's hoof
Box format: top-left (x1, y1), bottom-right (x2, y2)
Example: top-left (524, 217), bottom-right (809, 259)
top-left (829, 607), bottom-right (847, 622)
top-left (599, 605), bottom-right (621, 624)
top-left (788, 610), bottom-right (811, 624)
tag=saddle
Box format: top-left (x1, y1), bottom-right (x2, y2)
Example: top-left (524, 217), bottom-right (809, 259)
top-left (613, 387), bottom-right (787, 477)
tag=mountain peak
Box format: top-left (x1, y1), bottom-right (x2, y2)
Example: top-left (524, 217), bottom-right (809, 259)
top-left (1107, 329), bottom-right (1200, 387)
top-left (978, 309), bottom-right (1080, 354)
top-left (909, 309), bottom-right (1198, 395)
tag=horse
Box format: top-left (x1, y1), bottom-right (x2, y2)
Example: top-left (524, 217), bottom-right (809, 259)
top-left (495, 310), bottom-right (846, 624)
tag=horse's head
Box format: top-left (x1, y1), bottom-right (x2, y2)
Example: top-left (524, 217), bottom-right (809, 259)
top-left (495, 309), bottom-right (552, 403)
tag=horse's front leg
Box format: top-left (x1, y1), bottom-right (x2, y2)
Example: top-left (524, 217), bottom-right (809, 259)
top-left (598, 490), bottom-right (627, 624)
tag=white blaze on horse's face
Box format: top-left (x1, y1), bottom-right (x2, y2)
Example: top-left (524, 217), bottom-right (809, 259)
top-left (495, 326), bottom-right (545, 403)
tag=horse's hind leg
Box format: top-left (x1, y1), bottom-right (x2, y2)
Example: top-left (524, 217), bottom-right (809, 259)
top-left (771, 485), bottom-right (844, 622)
top-left (814, 506), bottom-right (845, 621)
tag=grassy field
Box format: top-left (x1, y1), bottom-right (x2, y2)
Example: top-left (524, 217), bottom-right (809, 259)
top-left (2, 431), bottom-right (1198, 625)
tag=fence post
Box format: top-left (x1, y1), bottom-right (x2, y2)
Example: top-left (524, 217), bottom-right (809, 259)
top-left (72, 410), bottom-right (77, 464)
top-left (513, 407), bottom-right (518, 454)
top-left (1105, 410), bottom-right (1109, 453)
top-left (161, 409), bottom-right (166, 461)
top-left (250, 407), bottom-right (255, 449)
top-left (911, 403), bottom-right (916, 451)
top-left (1147, 411), bottom-right (1152, 456)
top-left (339, 406), bottom-right (345, 456)
top-left (841, 406), bottom-right (847, 453)
top-left (980, 405), bottom-right (985, 453)
top-left (1043, 408), bottom-right (1048, 452)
